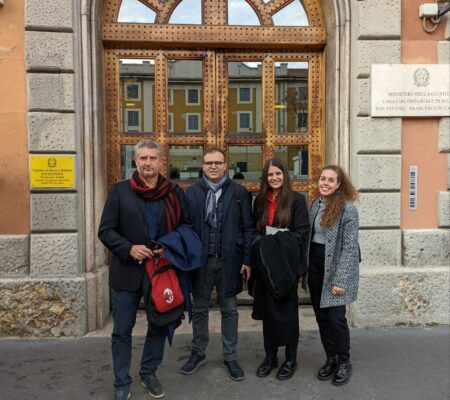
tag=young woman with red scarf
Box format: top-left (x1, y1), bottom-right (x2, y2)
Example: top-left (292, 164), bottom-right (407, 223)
top-left (250, 158), bottom-right (309, 381)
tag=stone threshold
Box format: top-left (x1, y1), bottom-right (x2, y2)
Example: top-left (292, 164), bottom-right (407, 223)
top-left (87, 305), bottom-right (318, 337)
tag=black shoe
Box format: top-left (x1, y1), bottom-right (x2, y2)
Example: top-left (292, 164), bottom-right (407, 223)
top-left (276, 360), bottom-right (297, 381)
top-left (318, 356), bottom-right (338, 381)
top-left (332, 361), bottom-right (352, 386)
top-left (141, 374), bottom-right (164, 398)
top-left (180, 352), bottom-right (207, 375)
top-left (113, 391), bottom-right (130, 400)
top-left (223, 360), bottom-right (245, 381)
top-left (256, 356), bottom-right (278, 378)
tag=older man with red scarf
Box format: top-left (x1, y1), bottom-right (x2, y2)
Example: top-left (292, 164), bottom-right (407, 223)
top-left (99, 140), bottom-right (187, 400)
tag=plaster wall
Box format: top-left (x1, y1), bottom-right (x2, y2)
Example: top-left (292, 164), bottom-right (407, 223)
top-left (0, 0), bottom-right (29, 234)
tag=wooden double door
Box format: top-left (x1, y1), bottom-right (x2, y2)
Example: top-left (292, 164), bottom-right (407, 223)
top-left (104, 47), bottom-right (324, 197)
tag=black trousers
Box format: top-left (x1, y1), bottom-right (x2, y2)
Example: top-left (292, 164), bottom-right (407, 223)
top-left (308, 243), bottom-right (350, 362)
top-left (263, 320), bottom-right (298, 362)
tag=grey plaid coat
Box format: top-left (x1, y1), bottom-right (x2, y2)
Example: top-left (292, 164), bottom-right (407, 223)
top-left (308, 200), bottom-right (360, 308)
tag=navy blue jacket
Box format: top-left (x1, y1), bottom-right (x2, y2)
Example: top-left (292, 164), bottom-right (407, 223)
top-left (185, 178), bottom-right (254, 298)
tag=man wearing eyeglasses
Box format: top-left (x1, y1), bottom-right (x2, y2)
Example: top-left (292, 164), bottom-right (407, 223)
top-left (180, 147), bottom-right (254, 381)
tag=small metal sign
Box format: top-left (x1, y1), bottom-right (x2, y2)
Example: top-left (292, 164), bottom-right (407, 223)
top-left (30, 155), bottom-right (75, 189)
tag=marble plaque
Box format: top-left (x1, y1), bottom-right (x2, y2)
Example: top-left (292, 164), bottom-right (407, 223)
top-left (372, 64), bottom-right (450, 117)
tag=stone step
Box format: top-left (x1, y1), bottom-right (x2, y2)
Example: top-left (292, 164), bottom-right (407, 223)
top-left (88, 305), bottom-right (318, 337)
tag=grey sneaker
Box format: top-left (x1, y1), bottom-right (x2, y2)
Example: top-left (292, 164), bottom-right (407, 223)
top-left (141, 374), bottom-right (164, 398)
top-left (180, 352), bottom-right (207, 375)
top-left (113, 390), bottom-right (130, 400)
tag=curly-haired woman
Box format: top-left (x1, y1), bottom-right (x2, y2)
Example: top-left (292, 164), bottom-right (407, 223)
top-left (308, 165), bottom-right (359, 386)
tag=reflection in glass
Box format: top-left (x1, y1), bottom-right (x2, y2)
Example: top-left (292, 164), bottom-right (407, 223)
top-left (168, 145), bottom-right (203, 180)
top-left (169, 0), bottom-right (202, 24)
top-left (228, 0), bottom-right (260, 25)
top-left (118, 0), bottom-right (156, 23)
top-left (120, 145), bottom-right (136, 179)
top-left (274, 145), bottom-right (309, 180)
top-left (272, 0), bottom-right (309, 26)
top-left (227, 62), bottom-right (262, 136)
top-left (168, 60), bottom-right (203, 134)
top-left (119, 59), bottom-right (155, 133)
top-left (228, 146), bottom-right (262, 180)
top-left (274, 62), bottom-right (308, 134)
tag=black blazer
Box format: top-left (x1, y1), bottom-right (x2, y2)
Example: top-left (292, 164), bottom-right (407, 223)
top-left (98, 180), bottom-right (186, 291)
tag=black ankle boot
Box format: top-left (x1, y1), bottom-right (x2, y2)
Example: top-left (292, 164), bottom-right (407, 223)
top-left (276, 360), bottom-right (297, 381)
top-left (317, 356), bottom-right (338, 381)
top-left (256, 355), bottom-right (278, 377)
top-left (332, 361), bottom-right (352, 386)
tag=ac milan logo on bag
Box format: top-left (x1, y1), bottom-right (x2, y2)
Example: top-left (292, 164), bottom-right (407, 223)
top-left (163, 288), bottom-right (174, 304)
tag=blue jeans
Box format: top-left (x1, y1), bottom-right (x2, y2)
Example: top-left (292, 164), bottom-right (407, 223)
top-left (191, 256), bottom-right (238, 361)
top-left (111, 289), bottom-right (166, 392)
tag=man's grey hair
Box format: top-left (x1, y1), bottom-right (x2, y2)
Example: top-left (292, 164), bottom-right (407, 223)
top-left (134, 140), bottom-right (162, 157)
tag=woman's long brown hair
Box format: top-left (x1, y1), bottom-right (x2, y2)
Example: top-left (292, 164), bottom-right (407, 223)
top-left (256, 158), bottom-right (294, 232)
top-left (313, 165), bottom-right (358, 229)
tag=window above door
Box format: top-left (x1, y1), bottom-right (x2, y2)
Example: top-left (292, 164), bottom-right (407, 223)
top-left (103, 0), bottom-right (325, 49)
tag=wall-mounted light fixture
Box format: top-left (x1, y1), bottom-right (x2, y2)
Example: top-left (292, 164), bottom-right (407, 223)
top-left (419, 1), bottom-right (450, 33)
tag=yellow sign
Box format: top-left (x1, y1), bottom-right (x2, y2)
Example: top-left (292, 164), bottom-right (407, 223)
top-left (30, 155), bottom-right (75, 188)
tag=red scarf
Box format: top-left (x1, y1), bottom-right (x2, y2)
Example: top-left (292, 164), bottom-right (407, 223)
top-left (130, 171), bottom-right (181, 231)
top-left (267, 192), bottom-right (278, 226)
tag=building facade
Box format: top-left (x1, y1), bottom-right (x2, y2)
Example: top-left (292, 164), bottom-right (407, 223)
top-left (0, 0), bottom-right (448, 336)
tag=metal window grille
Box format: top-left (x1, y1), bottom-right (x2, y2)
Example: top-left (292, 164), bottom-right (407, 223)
top-left (188, 114), bottom-right (199, 130)
top-left (127, 110), bottom-right (140, 126)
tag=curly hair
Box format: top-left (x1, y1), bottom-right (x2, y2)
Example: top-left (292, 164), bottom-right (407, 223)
top-left (313, 165), bottom-right (358, 229)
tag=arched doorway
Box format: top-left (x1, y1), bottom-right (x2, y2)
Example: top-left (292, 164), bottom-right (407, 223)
top-left (102, 0), bottom-right (326, 199)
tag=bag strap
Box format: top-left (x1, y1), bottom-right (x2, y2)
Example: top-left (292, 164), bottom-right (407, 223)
top-left (146, 257), bottom-right (171, 279)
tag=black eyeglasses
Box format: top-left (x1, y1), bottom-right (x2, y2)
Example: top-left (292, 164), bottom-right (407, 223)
top-left (203, 161), bottom-right (225, 167)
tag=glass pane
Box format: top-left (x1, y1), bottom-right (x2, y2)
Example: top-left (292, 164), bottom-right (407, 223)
top-left (274, 62), bottom-right (309, 134)
top-left (228, 146), bottom-right (263, 180)
top-left (168, 60), bottom-right (203, 134)
top-left (168, 145), bottom-right (203, 180)
top-left (228, 0), bottom-right (261, 26)
top-left (118, 0), bottom-right (156, 23)
top-left (119, 59), bottom-right (155, 133)
top-left (274, 145), bottom-right (309, 180)
top-left (227, 62), bottom-right (263, 136)
top-left (120, 145), bottom-right (136, 179)
top-left (169, 0), bottom-right (202, 24)
top-left (272, 0), bottom-right (309, 26)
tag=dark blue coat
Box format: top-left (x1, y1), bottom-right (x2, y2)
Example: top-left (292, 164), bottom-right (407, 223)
top-left (185, 178), bottom-right (254, 298)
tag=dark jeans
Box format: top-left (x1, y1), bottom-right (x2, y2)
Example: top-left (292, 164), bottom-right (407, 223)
top-left (308, 243), bottom-right (350, 362)
top-left (191, 256), bottom-right (238, 361)
top-left (111, 289), bottom-right (166, 392)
